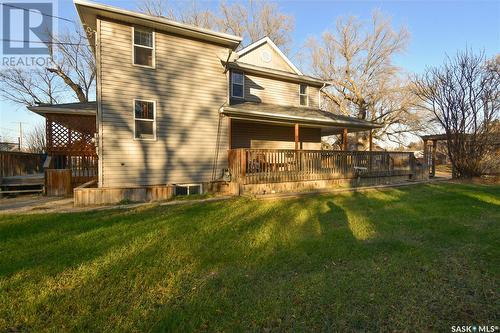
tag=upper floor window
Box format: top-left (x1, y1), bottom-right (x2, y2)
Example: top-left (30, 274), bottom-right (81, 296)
top-left (299, 84), bottom-right (308, 106)
top-left (231, 71), bottom-right (244, 99)
top-left (134, 100), bottom-right (156, 140)
top-left (133, 27), bottom-right (154, 68)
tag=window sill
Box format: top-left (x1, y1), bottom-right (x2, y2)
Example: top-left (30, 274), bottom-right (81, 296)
top-left (133, 137), bottom-right (157, 142)
top-left (132, 63), bottom-right (156, 69)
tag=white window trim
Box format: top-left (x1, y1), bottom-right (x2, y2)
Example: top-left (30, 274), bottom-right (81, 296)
top-left (133, 99), bottom-right (157, 141)
top-left (231, 71), bottom-right (245, 99)
top-left (175, 183), bottom-right (203, 195)
top-left (132, 26), bottom-right (155, 69)
top-left (299, 84), bottom-right (309, 107)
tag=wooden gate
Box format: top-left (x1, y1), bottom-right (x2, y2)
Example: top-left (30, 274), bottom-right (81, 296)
top-left (45, 169), bottom-right (72, 196)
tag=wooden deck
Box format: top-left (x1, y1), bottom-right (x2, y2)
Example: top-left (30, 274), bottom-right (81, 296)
top-left (228, 149), bottom-right (422, 185)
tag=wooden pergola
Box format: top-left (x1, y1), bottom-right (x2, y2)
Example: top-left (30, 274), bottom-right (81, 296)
top-left (28, 102), bottom-right (98, 190)
top-left (45, 113), bottom-right (96, 168)
top-left (421, 134), bottom-right (448, 177)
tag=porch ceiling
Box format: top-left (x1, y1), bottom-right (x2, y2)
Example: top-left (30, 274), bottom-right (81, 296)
top-left (222, 102), bottom-right (381, 134)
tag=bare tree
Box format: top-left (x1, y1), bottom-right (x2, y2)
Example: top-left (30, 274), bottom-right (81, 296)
top-left (46, 27), bottom-right (96, 102)
top-left (138, 0), bottom-right (172, 17)
top-left (0, 67), bottom-right (63, 106)
top-left (218, 1), bottom-right (294, 52)
top-left (412, 50), bottom-right (500, 178)
top-left (306, 11), bottom-right (423, 145)
top-left (0, 27), bottom-right (95, 107)
top-left (24, 123), bottom-right (46, 153)
top-left (137, 0), bottom-right (294, 51)
top-left (139, 0), bottom-right (216, 29)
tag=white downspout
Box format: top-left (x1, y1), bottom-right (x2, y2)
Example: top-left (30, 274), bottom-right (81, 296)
top-left (318, 82), bottom-right (328, 110)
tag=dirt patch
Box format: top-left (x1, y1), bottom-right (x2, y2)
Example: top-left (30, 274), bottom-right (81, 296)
top-left (0, 193), bottom-right (234, 215)
top-left (0, 195), bottom-right (74, 214)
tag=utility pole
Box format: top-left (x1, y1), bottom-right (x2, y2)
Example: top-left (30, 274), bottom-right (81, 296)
top-left (12, 122), bottom-right (28, 151)
top-left (19, 122), bottom-right (23, 150)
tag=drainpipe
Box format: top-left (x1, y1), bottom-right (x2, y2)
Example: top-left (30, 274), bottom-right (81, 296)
top-left (223, 49), bottom-right (234, 74)
top-left (318, 82), bottom-right (329, 110)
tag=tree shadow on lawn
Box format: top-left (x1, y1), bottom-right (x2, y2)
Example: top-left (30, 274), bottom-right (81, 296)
top-left (0, 184), bottom-right (498, 332)
top-left (148, 185), bottom-right (499, 332)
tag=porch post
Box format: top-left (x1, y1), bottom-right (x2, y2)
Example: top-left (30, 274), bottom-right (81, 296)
top-left (432, 139), bottom-right (437, 177)
top-left (423, 139), bottom-right (428, 175)
top-left (228, 117), bottom-right (232, 149)
top-left (369, 130), bottom-right (373, 151)
top-left (342, 128), bottom-right (348, 151)
top-left (295, 123), bottom-right (299, 150)
top-left (368, 129), bottom-right (373, 172)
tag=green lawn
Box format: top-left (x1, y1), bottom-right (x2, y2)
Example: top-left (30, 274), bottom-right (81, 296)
top-left (0, 183), bottom-right (499, 332)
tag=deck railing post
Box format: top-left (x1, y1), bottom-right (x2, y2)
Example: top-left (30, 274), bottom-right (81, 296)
top-left (241, 149), bottom-right (247, 179)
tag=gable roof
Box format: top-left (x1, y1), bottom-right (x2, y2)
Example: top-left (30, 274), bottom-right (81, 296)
top-left (74, 0), bottom-right (242, 50)
top-left (236, 37), bottom-right (303, 75)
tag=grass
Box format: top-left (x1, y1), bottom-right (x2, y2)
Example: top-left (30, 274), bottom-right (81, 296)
top-left (0, 183), bottom-right (499, 332)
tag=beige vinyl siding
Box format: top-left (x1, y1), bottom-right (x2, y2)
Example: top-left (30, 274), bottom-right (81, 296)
top-left (231, 120), bottom-right (321, 150)
top-left (241, 74), bottom-right (321, 108)
top-left (308, 86), bottom-right (320, 109)
top-left (98, 18), bottom-right (229, 187)
top-left (238, 43), bottom-right (295, 73)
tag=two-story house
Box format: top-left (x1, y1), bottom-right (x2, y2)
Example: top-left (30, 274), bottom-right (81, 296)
top-left (66, 0), bottom-right (409, 202)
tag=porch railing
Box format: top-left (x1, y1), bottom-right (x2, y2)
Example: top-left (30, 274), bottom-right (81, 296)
top-left (228, 149), bottom-right (418, 185)
top-left (46, 154), bottom-right (98, 188)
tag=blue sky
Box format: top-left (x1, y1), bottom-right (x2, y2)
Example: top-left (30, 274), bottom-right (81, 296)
top-left (1, 0), bottom-right (499, 142)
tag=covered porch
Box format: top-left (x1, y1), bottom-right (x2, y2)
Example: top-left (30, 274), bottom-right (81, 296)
top-left (222, 102), bottom-right (426, 193)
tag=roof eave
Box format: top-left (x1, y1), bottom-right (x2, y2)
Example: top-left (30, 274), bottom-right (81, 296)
top-left (227, 62), bottom-right (325, 86)
top-left (27, 105), bottom-right (97, 116)
top-left (74, 0), bottom-right (242, 49)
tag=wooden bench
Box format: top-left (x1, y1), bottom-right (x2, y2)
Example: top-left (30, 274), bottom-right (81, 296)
top-left (1, 174), bottom-right (44, 197)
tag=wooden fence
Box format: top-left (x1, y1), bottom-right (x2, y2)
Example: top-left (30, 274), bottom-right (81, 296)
top-left (0, 151), bottom-right (44, 179)
top-left (228, 149), bottom-right (418, 185)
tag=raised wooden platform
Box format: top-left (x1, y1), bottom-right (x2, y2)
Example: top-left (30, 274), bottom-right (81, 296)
top-left (74, 184), bottom-right (175, 206)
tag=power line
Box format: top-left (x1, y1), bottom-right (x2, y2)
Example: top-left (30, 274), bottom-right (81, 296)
top-left (0, 127), bottom-right (18, 133)
top-left (0, 39), bottom-right (86, 46)
top-left (2, 3), bottom-right (75, 23)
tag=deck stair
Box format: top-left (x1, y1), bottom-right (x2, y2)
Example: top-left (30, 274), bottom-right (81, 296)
top-left (0, 174), bottom-right (44, 196)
